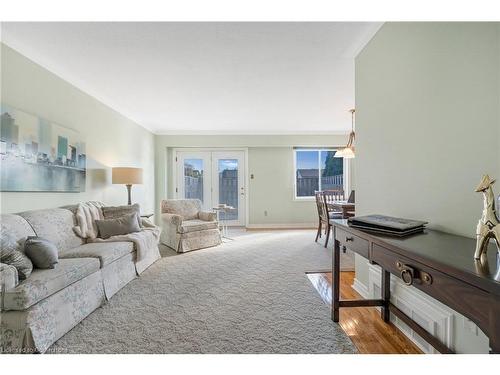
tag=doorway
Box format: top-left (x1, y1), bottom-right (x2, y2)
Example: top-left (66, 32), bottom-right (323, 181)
top-left (174, 149), bottom-right (246, 226)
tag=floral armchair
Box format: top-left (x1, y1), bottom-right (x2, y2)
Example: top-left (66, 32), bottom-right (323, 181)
top-left (160, 199), bottom-right (222, 253)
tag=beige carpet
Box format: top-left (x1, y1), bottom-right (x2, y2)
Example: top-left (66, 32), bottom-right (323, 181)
top-left (51, 229), bottom-right (356, 353)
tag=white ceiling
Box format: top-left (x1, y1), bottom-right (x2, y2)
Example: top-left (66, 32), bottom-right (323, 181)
top-left (1, 22), bottom-right (382, 134)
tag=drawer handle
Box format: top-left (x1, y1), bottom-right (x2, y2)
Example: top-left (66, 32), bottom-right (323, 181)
top-left (396, 261), bottom-right (415, 286)
top-left (401, 267), bottom-right (415, 286)
top-left (396, 261), bottom-right (433, 286)
top-left (345, 236), bottom-right (354, 242)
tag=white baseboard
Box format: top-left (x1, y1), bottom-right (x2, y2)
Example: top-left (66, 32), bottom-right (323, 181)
top-left (246, 223), bottom-right (317, 229)
top-left (352, 277), bottom-right (370, 298)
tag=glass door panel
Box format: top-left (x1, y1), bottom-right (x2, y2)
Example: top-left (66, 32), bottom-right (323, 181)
top-left (176, 152), bottom-right (212, 210)
top-left (217, 159), bottom-right (239, 221)
top-left (212, 151), bottom-right (245, 226)
top-left (184, 159), bottom-right (204, 202)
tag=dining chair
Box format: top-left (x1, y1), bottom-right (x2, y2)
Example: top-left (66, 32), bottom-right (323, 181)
top-left (323, 189), bottom-right (345, 204)
top-left (321, 189), bottom-right (345, 247)
top-left (347, 190), bottom-right (355, 203)
top-left (344, 190), bottom-right (356, 218)
top-left (314, 191), bottom-right (329, 244)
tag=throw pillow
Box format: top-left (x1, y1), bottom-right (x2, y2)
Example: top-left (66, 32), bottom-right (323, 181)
top-left (0, 230), bottom-right (33, 280)
top-left (102, 203), bottom-right (142, 227)
top-left (24, 236), bottom-right (59, 269)
top-left (95, 212), bottom-right (141, 239)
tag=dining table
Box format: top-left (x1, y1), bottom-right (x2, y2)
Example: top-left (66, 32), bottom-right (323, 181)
top-left (326, 200), bottom-right (355, 218)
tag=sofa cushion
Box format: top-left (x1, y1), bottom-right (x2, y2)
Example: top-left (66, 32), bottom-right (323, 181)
top-left (0, 248), bottom-right (33, 281)
top-left (24, 236), bottom-right (59, 269)
top-left (18, 208), bottom-right (84, 252)
top-left (161, 199), bottom-right (201, 220)
top-left (1, 229), bottom-right (33, 280)
top-left (102, 204), bottom-right (142, 228)
top-left (59, 242), bottom-right (135, 267)
top-left (178, 219), bottom-right (219, 234)
top-left (95, 213), bottom-right (141, 239)
top-left (2, 257), bottom-right (100, 311)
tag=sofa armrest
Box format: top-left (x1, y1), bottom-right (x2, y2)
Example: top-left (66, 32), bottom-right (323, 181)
top-left (0, 262), bottom-right (19, 291)
top-left (198, 211), bottom-right (217, 222)
top-left (161, 213), bottom-right (183, 226)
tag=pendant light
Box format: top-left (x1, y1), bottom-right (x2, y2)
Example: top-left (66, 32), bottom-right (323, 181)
top-left (335, 109), bottom-right (355, 158)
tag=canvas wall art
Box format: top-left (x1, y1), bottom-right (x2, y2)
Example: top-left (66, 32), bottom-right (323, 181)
top-left (0, 104), bottom-right (86, 192)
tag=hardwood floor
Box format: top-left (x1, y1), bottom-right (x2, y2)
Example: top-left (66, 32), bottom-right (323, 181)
top-left (307, 271), bottom-right (422, 354)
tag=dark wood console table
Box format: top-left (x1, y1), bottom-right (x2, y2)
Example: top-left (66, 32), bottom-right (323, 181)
top-left (331, 219), bottom-right (500, 354)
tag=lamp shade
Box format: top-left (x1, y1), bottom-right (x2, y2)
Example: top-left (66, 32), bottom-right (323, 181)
top-left (334, 149), bottom-right (346, 158)
top-left (335, 108), bottom-right (355, 158)
top-left (341, 147), bottom-right (355, 159)
top-left (112, 167), bottom-right (143, 185)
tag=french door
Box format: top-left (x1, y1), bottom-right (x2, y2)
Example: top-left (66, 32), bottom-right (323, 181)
top-left (175, 150), bottom-right (246, 226)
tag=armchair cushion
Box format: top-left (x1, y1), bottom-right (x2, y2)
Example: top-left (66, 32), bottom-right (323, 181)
top-left (178, 220), bottom-right (218, 234)
top-left (198, 211), bottom-right (217, 221)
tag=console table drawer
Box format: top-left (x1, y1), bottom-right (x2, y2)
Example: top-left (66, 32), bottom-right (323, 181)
top-left (371, 244), bottom-right (491, 333)
top-left (335, 228), bottom-right (369, 258)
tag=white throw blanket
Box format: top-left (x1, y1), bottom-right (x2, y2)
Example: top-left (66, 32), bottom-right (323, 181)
top-left (73, 201), bottom-right (106, 239)
top-left (73, 201), bottom-right (160, 261)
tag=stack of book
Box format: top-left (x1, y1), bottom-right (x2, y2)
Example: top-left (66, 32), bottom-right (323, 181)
top-left (347, 214), bottom-right (428, 237)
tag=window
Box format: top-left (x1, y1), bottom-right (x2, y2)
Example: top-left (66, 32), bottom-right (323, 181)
top-left (294, 149), bottom-right (343, 198)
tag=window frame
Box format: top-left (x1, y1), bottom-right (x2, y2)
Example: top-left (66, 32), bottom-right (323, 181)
top-left (293, 148), bottom-right (346, 201)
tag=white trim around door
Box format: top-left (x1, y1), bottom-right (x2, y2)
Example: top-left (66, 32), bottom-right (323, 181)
top-left (173, 148), bottom-right (249, 227)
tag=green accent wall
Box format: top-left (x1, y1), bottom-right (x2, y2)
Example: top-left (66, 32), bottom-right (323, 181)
top-left (355, 22), bottom-right (500, 353)
top-left (154, 134), bottom-right (350, 226)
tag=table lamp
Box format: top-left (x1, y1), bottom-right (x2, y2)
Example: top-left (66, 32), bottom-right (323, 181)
top-left (112, 167), bottom-right (143, 205)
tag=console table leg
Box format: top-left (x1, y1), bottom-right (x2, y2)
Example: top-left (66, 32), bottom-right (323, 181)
top-left (332, 239), bottom-right (340, 322)
top-left (381, 269), bottom-right (391, 322)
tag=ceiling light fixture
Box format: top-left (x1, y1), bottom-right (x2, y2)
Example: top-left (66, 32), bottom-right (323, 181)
top-left (335, 109), bottom-right (355, 159)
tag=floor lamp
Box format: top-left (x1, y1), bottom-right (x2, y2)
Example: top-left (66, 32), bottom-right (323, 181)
top-left (112, 167), bottom-right (143, 205)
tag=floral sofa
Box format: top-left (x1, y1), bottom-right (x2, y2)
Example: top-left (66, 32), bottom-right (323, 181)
top-left (160, 199), bottom-right (222, 253)
top-left (0, 205), bottom-right (161, 354)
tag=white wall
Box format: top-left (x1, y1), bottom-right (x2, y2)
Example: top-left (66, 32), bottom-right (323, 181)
top-left (0, 44), bottom-right (155, 214)
top-left (355, 22), bottom-right (500, 353)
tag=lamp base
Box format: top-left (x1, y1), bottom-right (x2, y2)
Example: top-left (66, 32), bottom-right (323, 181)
top-left (126, 184), bottom-right (132, 205)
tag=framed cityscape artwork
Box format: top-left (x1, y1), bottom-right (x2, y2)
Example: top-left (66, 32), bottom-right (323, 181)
top-left (0, 104), bottom-right (86, 192)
